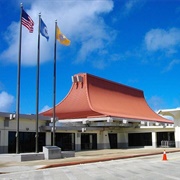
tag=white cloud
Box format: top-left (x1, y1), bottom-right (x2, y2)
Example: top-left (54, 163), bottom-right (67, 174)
top-left (123, 0), bottom-right (144, 15)
top-left (92, 59), bottom-right (107, 70)
top-left (148, 95), bottom-right (165, 112)
top-left (125, 0), bottom-right (138, 11)
top-left (40, 105), bottom-right (51, 113)
top-left (0, 82), bottom-right (4, 91)
top-left (0, 91), bottom-right (14, 112)
top-left (162, 59), bottom-right (180, 72)
top-left (0, 0), bottom-right (114, 66)
top-left (145, 28), bottom-right (180, 52)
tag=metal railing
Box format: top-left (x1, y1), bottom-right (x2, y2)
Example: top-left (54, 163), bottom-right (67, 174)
top-left (161, 140), bottom-right (175, 147)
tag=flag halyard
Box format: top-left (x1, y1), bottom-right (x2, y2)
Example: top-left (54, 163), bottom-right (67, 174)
top-left (22, 9), bottom-right (34, 33)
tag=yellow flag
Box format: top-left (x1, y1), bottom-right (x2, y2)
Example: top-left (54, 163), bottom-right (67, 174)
top-left (56, 25), bottom-right (70, 46)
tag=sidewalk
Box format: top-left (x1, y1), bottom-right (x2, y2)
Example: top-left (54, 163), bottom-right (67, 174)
top-left (0, 148), bottom-right (180, 174)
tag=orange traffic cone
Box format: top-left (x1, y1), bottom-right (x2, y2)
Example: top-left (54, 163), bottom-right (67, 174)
top-left (162, 150), bottom-right (168, 161)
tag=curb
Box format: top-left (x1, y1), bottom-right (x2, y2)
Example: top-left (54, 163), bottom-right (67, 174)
top-left (38, 150), bottom-right (180, 170)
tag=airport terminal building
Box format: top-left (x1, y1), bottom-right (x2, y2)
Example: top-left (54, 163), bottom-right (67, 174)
top-left (0, 73), bottom-right (177, 153)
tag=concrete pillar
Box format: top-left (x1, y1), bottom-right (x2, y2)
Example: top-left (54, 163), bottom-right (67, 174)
top-left (98, 130), bottom-right (110, 149)
top-left (118, 132), bottom-right (128, 148)
top-left (75, 132), bottom-right (81, 151)
top-left (175, 127), bottom-right (180, 148)
top-left (0, 130), bottom-right (8, 153)
top-left (97, 131), bottom-right (100, 149)
top-left (89, 134), bottom-right (93, 149)
top-left (174, 118), bottom-right (180, 148)
top-left (97, 131), bottom-right (102, 149)
top-left (46, 132), bottom-right (51, 146)
top-left (72, 133), bottom-right (75, 150)
top-left (152, 132), bottom-right (157, 148)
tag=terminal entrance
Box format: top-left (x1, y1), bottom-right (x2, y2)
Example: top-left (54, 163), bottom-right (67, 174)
top-left (8, 131), bottom-right (45, 153)
top-left (157, 132), bottom-right (175, 147)
top-left (128, 132), bottom-right (152, 147)
top-left (108, 133), bottom-right (117, 148)
top-left (53, 133), bottom-right (75, 151)
top-left (81, 133), bottom-right (97, 150)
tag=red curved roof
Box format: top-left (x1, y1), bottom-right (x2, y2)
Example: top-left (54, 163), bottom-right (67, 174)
top-left (42, 73), bottom-right (172, 123)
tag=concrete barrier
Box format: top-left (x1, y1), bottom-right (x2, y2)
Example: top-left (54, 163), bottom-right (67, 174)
top-left (20, 153), bottom-right (44, 161)
top-left (61, 151), bottom-right (75, 158)
top-left (0, 148), bottom-right (74, 162)
top-left (0, 153), bottom-right (44, 162)
top-left (43, 146), bottom-right (61, 160)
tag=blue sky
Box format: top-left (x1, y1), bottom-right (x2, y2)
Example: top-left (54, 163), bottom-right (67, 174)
top-left (0, 0), bottom-right (180, 114)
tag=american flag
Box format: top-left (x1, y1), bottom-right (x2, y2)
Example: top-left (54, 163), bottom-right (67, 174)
top-left (22, 9), bottom-right (34, 33)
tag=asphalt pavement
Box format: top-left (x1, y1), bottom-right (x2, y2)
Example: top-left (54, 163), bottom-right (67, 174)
top-left (0, 148), bottom-right (180, 179)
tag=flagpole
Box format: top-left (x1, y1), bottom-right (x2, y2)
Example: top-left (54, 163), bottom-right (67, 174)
top-left (35, 13), bottom-right (41, 153)
top-left (53, 20), bottom-right (57, 146)
top-left (16, 3), bottom-right (23, 154)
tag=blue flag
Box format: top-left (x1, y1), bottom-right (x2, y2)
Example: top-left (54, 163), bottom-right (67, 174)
top-left (40, 18), bottom-right (49, 41)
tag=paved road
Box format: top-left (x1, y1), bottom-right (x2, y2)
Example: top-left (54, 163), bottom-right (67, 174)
top-left (1, 152), bottom-right (180, 179)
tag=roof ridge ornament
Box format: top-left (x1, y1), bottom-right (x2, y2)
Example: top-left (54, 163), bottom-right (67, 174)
top-left (72, 76), bottom-right (78, 88)
top-left (71, 75), bottom-right (83, 88)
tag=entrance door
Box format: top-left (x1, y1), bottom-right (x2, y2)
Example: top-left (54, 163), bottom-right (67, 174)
top-left (128, 133), bottom-right (152, 147)
top-left (81, 133), bottom-right (97, 150)
top-left (8, 131), bottom-right (45, 153)
top-left (53, 133), bottom-right (75, 151)
top-left (108, 133), bottom-right (117, 149)
top-left (157, 132), bottom-right (175, 147)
